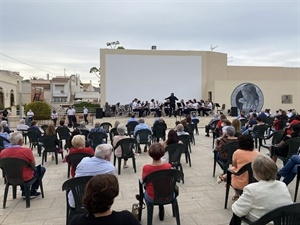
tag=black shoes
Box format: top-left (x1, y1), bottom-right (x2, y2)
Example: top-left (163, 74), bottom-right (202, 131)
top-left (205, 134), bottom-right (210, 137)
top-left (21, 190), bottom-right (41, 199)
top-left (144, 146), bottom-right (148, 152)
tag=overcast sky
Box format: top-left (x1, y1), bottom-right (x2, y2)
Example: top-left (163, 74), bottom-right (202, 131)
top-left (0, 0), bottom-right (299, 85)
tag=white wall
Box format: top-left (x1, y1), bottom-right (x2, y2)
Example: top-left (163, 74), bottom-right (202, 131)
top-left (105, 54), bottom-right (202, 104)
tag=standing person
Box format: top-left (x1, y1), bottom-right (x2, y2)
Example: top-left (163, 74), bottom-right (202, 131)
top-left (165, 93), bottom-right (178, 117)
top-left (2, 108), bottom-right (9, 125)
top-left (27, 109), bottom-right (34, 121)
top-left (67, 106), bottom-right (76, 128)
top-left (83, 106), bottom-right (89, 124)
top-left (51, 110), bottom-right (58, 126)
top-left (0, 132), bottom-right (46, 198)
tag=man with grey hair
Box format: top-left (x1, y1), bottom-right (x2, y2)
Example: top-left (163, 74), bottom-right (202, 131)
top-left (68, 143), bottom-right (116, 208)
top-left (134, 118), bottom-right (152, 152)
top-left (176, 124), bottom-right (189, 136)
top-left (16, 119), bottom-right (30, 131)
top-left (0, 132), bottom-right (46, 198)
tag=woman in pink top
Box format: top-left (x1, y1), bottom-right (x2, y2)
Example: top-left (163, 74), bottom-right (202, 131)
top-left (231, 135), bottom-right (259, 201)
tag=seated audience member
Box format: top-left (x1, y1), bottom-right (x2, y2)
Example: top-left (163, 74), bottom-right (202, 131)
top-left (242, 113), bottom-right (258, 133)
top-left (0, 132), bottom-right (46, 197)
top-left (17, 119), bottom-right (30, 130)
top-left (242, 117), bottom-right (265, 136)
top-left (270, 123), bottom-right (300, 162)
top-left (152, 117), bottom-right (167, 142)
top-left (205, 113), bottom-right (220, 137)
top-left (280, 110), bottom-right (289, 122)
top-left (230, 155), bottom-right (292, 225)
top-left (288, 110), bottom-right (297, 123)
top-left (1, 120), bottom-right (12, 134)
top-left (113, 120), bottom-right (120, 129)
top-left (215, 126), bottom-right (238, 182)
top-left (42, 124), bottom-right (62, 153)
top-left (176, 124), bottom-right (189, 136)
top-left (29, 120), bottom-right (43, 137)
top-left (215, 114), bottom-right (227, 137)
top-left (161, 129), bottom-right (183, 163)
top-left (68, 144), bottom-right (115, 208)
top-left (142, 143), bottom-right (172, 204)
top-left (127, 114), bottom-right (138, 124)
top-left (68, 135), bottom-right (94, 177)
top-left (218, 135), bottom-right (259, 201)
top-left (79, 121), bottom-right (89, 132)
top-left (69, 174), bottom-right (140, 225)
top-left (231, 119), bottom-right (242, 137)
top-left (133, 118), bottom-right (152, 152)
top-left (221, 119), bottom-right (232, 134)
top-left (272, 115), bottom-right (283, 131)
top-left (277, 154), bottom-right (300, 185)
top-left (0, 125), bottom-right (10, 148)
top-left (285, 114), bottom-right (300, 135)
top-left (113, 124), bottom-right (130, 169)
top-left (89, 122), bottom-right (108, 145)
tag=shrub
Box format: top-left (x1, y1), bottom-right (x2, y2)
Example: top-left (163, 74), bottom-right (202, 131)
top-left (24, 101), bottom-right (51, 120)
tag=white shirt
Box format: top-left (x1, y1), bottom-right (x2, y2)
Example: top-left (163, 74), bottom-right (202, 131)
top-left (150, 102), bottom-right (157, 110)
top-left (232, 180), bottom-right (292, 223)
top-left (51, 112), bottom-right (58, 119)
top-left (192, 102), bottom-right (199, 109)
top-left (83, 108), bottom-right (88, 115)
top-left (206, 102), bottom-right (213, 109)
top-left (68, 156), bottom-right (116, 208)
top-left (27, 111), bottom-right (34, 117)
top-left (16, 124), bottom-right (29, 130)
top-left (132, 102), bottom-right (138, 110)
top-left (67, 108), bottom-right (76, 116)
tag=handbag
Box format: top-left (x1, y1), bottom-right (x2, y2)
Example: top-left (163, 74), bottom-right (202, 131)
top-left (131, 202), bottom-right (145, 221)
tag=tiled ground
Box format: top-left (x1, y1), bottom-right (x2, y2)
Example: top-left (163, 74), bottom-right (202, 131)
top-left (0, 116), bottom-right (298, 225)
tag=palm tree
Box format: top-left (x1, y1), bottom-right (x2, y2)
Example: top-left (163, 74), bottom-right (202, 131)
top-left (89, 67), bottom-right (100, 79)
top-left (30, 76), bottom-right (39, 80)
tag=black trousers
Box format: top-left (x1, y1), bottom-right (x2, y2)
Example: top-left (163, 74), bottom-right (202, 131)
top-left (229, 213), bottom-right (241, 225)
top-left (169, 104), bottom-right (176, 117)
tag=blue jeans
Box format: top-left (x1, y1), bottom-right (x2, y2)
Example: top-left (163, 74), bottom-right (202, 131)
top-left (278, 155), bottom-right (300, 185)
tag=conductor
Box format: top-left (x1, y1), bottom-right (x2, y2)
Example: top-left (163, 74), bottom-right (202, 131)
top-left (165, 93), bottom-right (178, 117)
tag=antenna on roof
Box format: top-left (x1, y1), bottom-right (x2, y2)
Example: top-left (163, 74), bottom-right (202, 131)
top-left (210, 45), bottom-right (218, 51)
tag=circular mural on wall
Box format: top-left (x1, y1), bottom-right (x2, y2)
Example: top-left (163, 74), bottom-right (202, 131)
top-left (230, 83), bottom-right (264, 113)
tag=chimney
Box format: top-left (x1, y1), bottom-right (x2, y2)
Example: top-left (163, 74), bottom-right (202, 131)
top-left (47, 74), bottom-right (49, 80)
top-left (151, 46), bottom-right (157, 50)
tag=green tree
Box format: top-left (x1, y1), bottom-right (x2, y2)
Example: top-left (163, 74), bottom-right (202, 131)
top-left (89, 67), bottom-right (100, 79)
top-left (25, 101), bottom-right (51, 120)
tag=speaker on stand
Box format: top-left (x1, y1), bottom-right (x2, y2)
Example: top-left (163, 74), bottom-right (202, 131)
top-left (230, 107), bottom-right (238, 117)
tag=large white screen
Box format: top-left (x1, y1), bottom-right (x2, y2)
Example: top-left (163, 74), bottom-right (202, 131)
top-left (105, 54), bottom-right (202, 104)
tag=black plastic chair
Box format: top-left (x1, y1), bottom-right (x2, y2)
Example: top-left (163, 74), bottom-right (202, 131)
top-left (187, 123), bottom-right (195, 145)
top-left (260, 130), bottom-right (284, 151)
top-left (126, 121), bottom-right (139, 137)
top-left (165, 143), bottom-right (185, 183)
top-left (152, 122), bottom-right (167, 142)
top-left (192, 118), bottom-right (199, 135)
top-left (41, 135), bottom-right (64, 165)
top-left (88, 132), bottom-right (107, 150)
top-left (134, 129), bottom-right (152, 151)
top-left (239, 118), bottom-right (248, 127)
top-left (294, 165), bottom-right (300, 202)
top-left (271, 137), bottom-right (300, 165)
top-left (41, 124), bottom-right (49, 133)
top-left (251, 124), bottom-right (269, 151)
top-left (62, 176), bottom-right (93, 225)
top-left (27, 129), bottom-right (43, 156)
top-left (66, 153), bottom-right (93, 178)
top-left (0, 158), bottom-right (44, 208)
top-left (109, 127), bottom-right (119, 146)
top-left (17, 129), bottom-right (28, 145)
top-left (241, 203), bottom-right (300, 225)
top-left (114, 138), bottom-right (137, 175)
top-left (177, 135), bottom-right (192, 167)
top-left (79, 129), bottom-right (90, 140)
top-left (224, 162), bottom-right (256, 209)
top-left (213, 141), bottom-right (239, 177)
top-left (56, 126), bottom-right (71, 149)
top-left (100, 122), bottom-right (112, 133)
top-left (138, 169), bottom-right (183, 225)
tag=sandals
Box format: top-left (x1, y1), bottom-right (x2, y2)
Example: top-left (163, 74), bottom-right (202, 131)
top-left (217, 175), bottom-right (226, 184)
top-left (232, 195), bottom-right (239, 202)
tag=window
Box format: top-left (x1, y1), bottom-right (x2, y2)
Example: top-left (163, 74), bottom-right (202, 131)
top-left (53, 97), bottom-right (67, 103)
top-left (55, 85), bottom-right (65, 92)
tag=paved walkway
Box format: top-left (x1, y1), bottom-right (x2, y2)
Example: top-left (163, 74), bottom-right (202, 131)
top-left (0, 117), bottom-right (298, 225)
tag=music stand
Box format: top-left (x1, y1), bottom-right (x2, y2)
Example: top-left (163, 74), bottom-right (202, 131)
top-left (215, 103), bottom-right (220, 112)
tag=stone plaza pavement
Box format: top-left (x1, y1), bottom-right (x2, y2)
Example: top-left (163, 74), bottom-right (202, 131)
top-left (0, 116), bottom-right (298, 225)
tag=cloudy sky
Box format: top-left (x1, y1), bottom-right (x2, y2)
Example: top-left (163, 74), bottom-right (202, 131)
top-left (0, 0), bottom-right (299, 85)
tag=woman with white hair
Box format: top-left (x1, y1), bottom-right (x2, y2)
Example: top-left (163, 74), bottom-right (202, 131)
top-left (16, 119), bottom-right (30, 130)
top-left (113, 124), bottom-right (129, 168)
top-left (0, 120), bottom-right (12, 134)
top-left (68, 135), bottom-right (94, 177)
